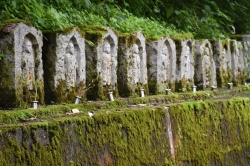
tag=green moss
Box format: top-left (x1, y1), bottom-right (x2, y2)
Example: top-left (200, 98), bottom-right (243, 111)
top-left (119, 32), bottom-right (139, 48)
top-left (1, 97), bottom-right (250, 165)
top-left (170, 97), bottom-right (250, 165)
top-left (231, 34), bottom-right (243, 41)
top-left (0, 19), bottom-right (32, 33)
top-left (81, 25), bottom-right (108, 37)
top-left (59, 26), bottom-right (85, 38)
top-left (148, 79), bottom-right (158, 95)
top-left (0, 107), bottom-right (170, 165)
top-left (170, 33), bottom-right (193, 41)
top-left (146, 35), bottom-right (169, 43)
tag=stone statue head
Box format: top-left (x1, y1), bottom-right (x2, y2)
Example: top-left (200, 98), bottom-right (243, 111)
top-left (162, 45), bottom-right (168, 56)
top-left (68, 41), bottom-right (74, 55)
top-left (23, 38), bottom-right (32, 53)
top-left (103, 42), bottom-right (111, 54)
top-left (132, 44), bottom-right (139, 54)
top-left (186, 45), bottom-right (191, 54)
top-left (222, 48), bottom-right (226, 57)
top-left (204, 47), bottom-right (210, 56)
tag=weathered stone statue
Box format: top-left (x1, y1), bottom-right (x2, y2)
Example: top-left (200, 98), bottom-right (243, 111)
top-left (147, 38), bottom-right (176, 94)
top-left (21, 37), bottom-right (35, 90)
top-left (231, 40), bottom-right (244, 85)
top-left (102, 41), bottom-right (112, 86)
top-left (212, 40), bottom-right (232, 88)
top-left (118, 31), bottom-right (148, 96)
top-left (222, 46), bottom-right (231, 71)
top-left (65, 40), bottom-right (78, 89)
top-left (183, 45), bottom-right (191, 79)
top-left (132, 43), bottom-right (140, 84)
top-left (0, 23), bottom-right (44, 108)
top-left (161, 44), bottom-right (170, 81)
top-left (195, 40), bottom-right (216, 89)
top-left (203, 47), bottom-right (211, 86)
top-left (85, 27), bottom-right (118, 100)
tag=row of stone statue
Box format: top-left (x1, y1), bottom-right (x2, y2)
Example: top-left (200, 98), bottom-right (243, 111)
top-left (0, 23), bottom-right (249, 107)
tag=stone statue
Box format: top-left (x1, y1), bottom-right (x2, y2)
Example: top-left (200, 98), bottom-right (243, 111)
top-left (132, 44), bottom-right (140, 84)
top-left (21, 38), bottom-right (35, 90)
top-left (183, 45), bottom-right (191, 78)
top-left (102, 41), bottom-right (112, 86)
top-left (161, 44), bottom-right (170, 81)
top-left (65, 41), bottom-right (78, 89)
top-left (222, 48), bottom-right (228, 69)
top-left (203, 47), bottom-right (211, 86)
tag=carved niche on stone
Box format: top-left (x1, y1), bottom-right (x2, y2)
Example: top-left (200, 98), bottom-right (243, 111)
top-left (195, 40), bottom-right (217, 89)
top-left (85, 27), bottom-right (117, 100)
top-left (176, 39), bottom-right (194, 91)
top-left (182, 43), bottom-right (193, 80)
top-left (131, 43), bottom-right (141, 84)
top-left (212, 40), bottom-right (232, 87)
top-left (147, 38), bottom-right (176, 94)
top-left (64, 40), bottom-right (78, 89)
top-left (21, 37), bottom-right (35, 90)
top-left (102, 40), bottom-right (112, 86)
top-left (0, 23), bottom-right (43, 107)
top-left (231, 40), bottom-right (244, 85)
top-left (101, 36), bottom-right (117, 90)
top-left (118, 31), bottom-right (147, 97)
top-left (43, 28), bottom-right (85, 103)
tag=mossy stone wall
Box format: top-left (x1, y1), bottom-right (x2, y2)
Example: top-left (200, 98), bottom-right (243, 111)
top-left (0, 98), bottom-right (250, 165)
top-left (0, 108), bottom-right (170, 166)
top-left (170, 97), bottom-right (250, 165)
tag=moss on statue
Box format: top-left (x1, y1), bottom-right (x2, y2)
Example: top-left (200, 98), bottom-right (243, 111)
top-left (0, 19), bottom-right (32, 32)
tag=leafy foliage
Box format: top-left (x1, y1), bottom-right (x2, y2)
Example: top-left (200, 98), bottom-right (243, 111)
top-left (0, 53), bottom-right (4, 60)
top-left (0, 0), bottom-right (250, 39)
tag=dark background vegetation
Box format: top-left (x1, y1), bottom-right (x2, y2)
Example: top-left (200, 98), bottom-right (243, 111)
top-left (0, 0), bottom-right (250, 39)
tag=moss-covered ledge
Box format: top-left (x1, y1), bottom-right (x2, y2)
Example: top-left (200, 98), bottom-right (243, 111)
top-left (169, 97), bottom-right (250, 165)
top-left (0, 107), bottom-right (171, 166)
top-left (0, 86), bottom-right (249, 166)
top-left (0, 97), bottom-right (250, 165)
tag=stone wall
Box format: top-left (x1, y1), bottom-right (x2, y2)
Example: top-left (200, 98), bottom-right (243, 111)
top-left (0, 98), bottom-right (249, 165)
top-left (0, 23), bottom-right (248, 107)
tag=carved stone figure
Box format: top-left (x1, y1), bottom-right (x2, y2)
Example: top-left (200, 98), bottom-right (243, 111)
top-left (161, 44), bottom-right (170, 81)
top-left (102, 41), bottom-right (112, 86)
top-left (221, 48), bottom-right (228, 69)
top-left (183, 45), bottom-right (191, 78)
top-left (21, 37), bottom-right (35, 90)
top-left (203, 47), bottom-right (211, 86)
top-left (132, 44), bottom-right (140, 84)
top-left (65, 41), bottom-right (78, 89)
